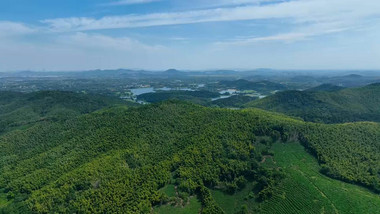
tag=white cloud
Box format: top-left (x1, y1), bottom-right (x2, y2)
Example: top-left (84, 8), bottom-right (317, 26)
top-left (175, 0), bottom-right (278, 8)
top-left (0, 32), bottom-right (170, 71)
top-left (40, 0), bottom-right (380, 52)
top-left (169, 37), bottom-right (189, 41)
top-left (59, 32), bottom-right (166, 52)
top-left (1, 26), bottom-right (379, 71)
top-left (215, 21), bottom-right (353, 45)
top-left (217, 33), bottom-right (310, 45)
top-left (40, 0), bottom-right (380, 49)
top-left (42, 3), bottom-right (296, 31)
top-left (1, 0), bottom-right (380, 71)
top-left (42, 0), bottom-right (380, 32)
top-left (102, 0), bottom-right (161, 6)
top-left (0, 21), bottom-right (36, 37)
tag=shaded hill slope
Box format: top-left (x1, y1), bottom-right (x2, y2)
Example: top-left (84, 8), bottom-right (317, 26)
top-left (305, 84), bottom-right (345, 92)
top-left (246, 83), bottom-right (380, 123)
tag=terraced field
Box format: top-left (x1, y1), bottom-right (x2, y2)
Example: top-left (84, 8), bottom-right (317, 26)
top-left (152, 142), bottom-right (380, 214)
top-left (260, 142), bottom-right (380, 214)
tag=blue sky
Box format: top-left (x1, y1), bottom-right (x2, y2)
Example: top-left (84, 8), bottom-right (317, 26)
top-left (0, 0), bottom-right (379, 71)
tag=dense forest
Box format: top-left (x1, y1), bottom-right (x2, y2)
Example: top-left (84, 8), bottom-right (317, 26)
top-left (137, 90), bottom-right (220, 105)
top-left (301, 122), bottom-right (380, 191)
top-left (0, 91), bottom-right (133, 135)
top-left (0, 100), bottom-right (295, 213)
top-left (2, 0), bottom-right (380, 212)
top-left (1, 91), bottom-right (380, 213)
top-left (246, 83), bottom-right (380, 123)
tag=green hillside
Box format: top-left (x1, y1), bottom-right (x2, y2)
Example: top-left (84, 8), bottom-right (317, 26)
top-left (246, 83), bottom-right (380, 123)
top-left (1, 101), bottom-right (297, 213)
top-left (259, 142), bottom-right (380, 214)
top-left (0, 96), bottom-right (380, 213)
top-left (301, 122), bottom-right (380, 192)
top-left (0, 91), bottom-right (133, 135)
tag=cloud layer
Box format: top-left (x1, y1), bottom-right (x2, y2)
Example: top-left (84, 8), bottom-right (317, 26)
top-left (102, 0), bottom-right (161, 6)
top-left (0, 21), bottom-right (36, 37)
top-left (43, 0), bottom-right (380, 32)
top-left (0, 0), bottom-right (380, 71)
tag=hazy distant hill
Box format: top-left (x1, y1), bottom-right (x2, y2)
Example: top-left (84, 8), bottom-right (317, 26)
top-left (306, 84), bottom-right (345, 92)
top-left (325, 74), bottom-right (380, 87)
top-left (246, 83), bottom-right (380, 123)
top-left (1, 70), bottom-right (379, 87)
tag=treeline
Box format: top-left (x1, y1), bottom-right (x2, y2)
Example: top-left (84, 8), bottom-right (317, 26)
top-left (300, 122), bottom-right (380, 192)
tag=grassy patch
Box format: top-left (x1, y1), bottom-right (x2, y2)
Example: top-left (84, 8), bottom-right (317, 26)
top-left (159, 184), bottom-right (176, 198)
top-left (211, 182), bottom-right (257, 214)
top-left (154, 196), bottom-right (201, 214)
top-left (260, 142), bottom-right (380, 214)
top-left (0, 192), bottom-right (10, 208)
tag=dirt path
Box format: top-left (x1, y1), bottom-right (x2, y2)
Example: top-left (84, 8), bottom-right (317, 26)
top-left (261, 155), bottom-right (276, 164)
top-left (174, 186), bottom-right (184, 207)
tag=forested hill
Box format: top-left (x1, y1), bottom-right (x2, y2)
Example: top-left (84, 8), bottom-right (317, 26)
top-left (305, 84), bottom-right (345, 92)
top-left (1, 99), bottom-right (380, 213)
top-left (0, 91), bottom-right (133, 134)
top-left (246, 83), bottom-right (380, 123)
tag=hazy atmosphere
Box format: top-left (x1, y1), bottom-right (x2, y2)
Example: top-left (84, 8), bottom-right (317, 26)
top-left (2, 1), bottom-right (380, 214)
top-left (1, 0), bottom-right (380, 71)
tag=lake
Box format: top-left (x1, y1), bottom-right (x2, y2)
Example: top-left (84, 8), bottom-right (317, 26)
top-left (130, 88), bottom-right (154, 96)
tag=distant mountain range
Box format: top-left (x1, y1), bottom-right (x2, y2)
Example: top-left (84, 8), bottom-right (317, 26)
top-left (1, 69), bottom-right (379, 81)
